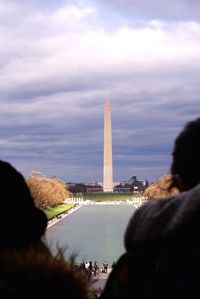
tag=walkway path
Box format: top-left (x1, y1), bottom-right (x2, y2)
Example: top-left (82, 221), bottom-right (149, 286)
top-left (47, 205), bottom-right (82, 229)
top-left (92, 269), bottom-right (112, 290)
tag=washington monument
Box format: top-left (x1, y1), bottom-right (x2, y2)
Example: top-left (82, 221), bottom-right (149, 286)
top-left (103, 99), bottom-right (113, 192)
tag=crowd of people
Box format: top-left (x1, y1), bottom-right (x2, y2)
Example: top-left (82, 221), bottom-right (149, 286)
top-left (0, 116), bottom-right (199, 298)
top-left (75, 260), bottom-right (111, 278)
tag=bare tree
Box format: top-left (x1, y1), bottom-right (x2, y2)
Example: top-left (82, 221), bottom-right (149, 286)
top-left (144, 175), bottom-right (179, 199)
top-left (26, 172), bottom-right (71, 209)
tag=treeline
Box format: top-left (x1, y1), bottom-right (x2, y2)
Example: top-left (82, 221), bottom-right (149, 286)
top-left (144, 175), bottom-right (179, 199)
top-left (26, 172), bottom-right (71, 210)
top-left (25, 172), bottom-right (179, 209)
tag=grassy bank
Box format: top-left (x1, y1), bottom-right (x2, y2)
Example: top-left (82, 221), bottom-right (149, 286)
top-left (44, 203), bottom-right (76, 220)
top-left (83, 192), bottom-right (140, 202)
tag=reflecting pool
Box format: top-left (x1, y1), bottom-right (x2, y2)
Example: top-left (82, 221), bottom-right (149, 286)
top-left (45, 204), bottom-right (136, 265)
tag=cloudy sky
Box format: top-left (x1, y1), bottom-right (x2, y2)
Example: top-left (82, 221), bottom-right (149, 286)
top-left (0, 0), bottom-right (200, 184)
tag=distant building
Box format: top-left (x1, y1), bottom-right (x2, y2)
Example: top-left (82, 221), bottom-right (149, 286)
top-left (66, 183), bottom-right (87, 193)
top-left (114, 185), bottom-right (131, 193)
top-left (66, 176), bottom-right (149, 194)
top-left (86, 182), bottom-right (103, 193)
top-left (114, 176), bottom-right (149, 193)
top-left (86, 186), bottom-right (103, 193)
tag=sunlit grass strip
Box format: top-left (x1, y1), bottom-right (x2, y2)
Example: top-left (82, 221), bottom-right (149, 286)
top-left (83, 193), bottom-right (135, 201)
top-left (44, 203), bottom-right (75, 220)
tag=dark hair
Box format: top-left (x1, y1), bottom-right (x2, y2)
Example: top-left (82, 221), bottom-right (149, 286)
top-left (171, 117), bottom-right (200, 191)
top-left (0, 160), bottom-right (48, 250)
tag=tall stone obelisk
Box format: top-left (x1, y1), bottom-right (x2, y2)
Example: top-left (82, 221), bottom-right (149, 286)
top-left (103, 99), bottom-right (113, 192)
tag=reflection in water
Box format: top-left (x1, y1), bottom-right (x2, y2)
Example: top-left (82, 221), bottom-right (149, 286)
top-left (45, 205), bottom-right (136, 265)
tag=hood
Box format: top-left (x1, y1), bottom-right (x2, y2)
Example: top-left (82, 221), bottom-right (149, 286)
top-left (124, 184), bottom-right (200, 251)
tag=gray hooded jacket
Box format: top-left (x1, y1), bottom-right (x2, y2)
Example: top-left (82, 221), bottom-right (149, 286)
top-left (125, 184), bottom-right (200, 252)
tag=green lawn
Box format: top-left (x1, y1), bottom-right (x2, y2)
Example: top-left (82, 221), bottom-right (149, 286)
top-left (44, 203), bottom-right (76, 220)
top-left (83, 192), bottom-right (141, 201)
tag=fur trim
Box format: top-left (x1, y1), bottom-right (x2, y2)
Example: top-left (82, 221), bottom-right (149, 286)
top-left (0, 250), bottom-right (94, 298)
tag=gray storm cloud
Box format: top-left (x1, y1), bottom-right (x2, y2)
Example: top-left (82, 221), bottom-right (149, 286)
top-left (0, 0), bottom-right (200, 183)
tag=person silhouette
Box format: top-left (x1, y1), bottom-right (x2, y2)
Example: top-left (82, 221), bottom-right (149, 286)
top-left (103, 261), bottom-right (108, 273)
top-left (0, 160), bottom-right (48, 252)
top-left (0, 160), bottom-right (93, 298)
top-left (100, 117), bottom-right (200, 299)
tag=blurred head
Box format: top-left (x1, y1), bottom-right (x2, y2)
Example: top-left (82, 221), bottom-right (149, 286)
top-left (0, 160), bottom-right (48, 251)
top-left (170, 118), bottom-right (200, 192)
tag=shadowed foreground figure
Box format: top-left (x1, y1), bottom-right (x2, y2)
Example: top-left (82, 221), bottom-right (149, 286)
top-left (0, 160), bottom-right (94, 298)
top-left (0, 160), bottom-right (48, 252)
top-left (0, 250), bottom-right (93, 297)
top-left (101, 117), bottom-right (200, 299)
